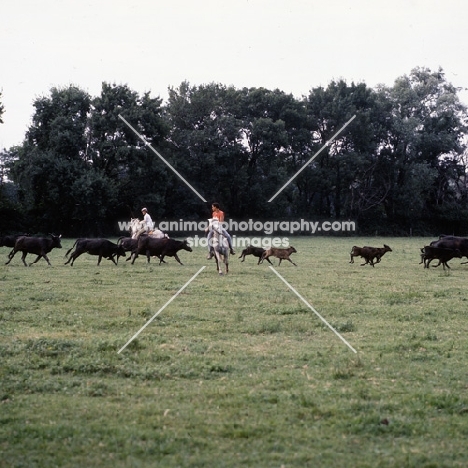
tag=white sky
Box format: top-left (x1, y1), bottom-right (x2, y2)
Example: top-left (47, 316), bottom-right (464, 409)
top-left (1, 0), bottom-right (467, 149)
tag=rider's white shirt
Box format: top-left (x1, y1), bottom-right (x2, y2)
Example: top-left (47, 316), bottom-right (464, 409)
top-left (143, 213), bottom-right (154, 230)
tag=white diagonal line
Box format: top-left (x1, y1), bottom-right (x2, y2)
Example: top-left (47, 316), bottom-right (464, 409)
top-left (269, 266), bottom-right (357, 353)
top-left (118, 114), bottom-right (207, 202)
top-left (268, 115), bottom-right (356, 202)
top-left (118, 266), bottom-right (206, 354)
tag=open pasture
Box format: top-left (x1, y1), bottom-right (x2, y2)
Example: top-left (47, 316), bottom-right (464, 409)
top-left (1, 237), bottom-right (468, 467)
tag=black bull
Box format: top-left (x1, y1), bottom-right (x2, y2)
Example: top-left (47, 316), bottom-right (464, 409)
top-left (131, 237), bottom-right (192, 265)
top-left (421, 245), bottom-right (463, 269)
top-left (430, 236), bottom-right (468, 263)
top-left (0, 234), bottom-right (27, 248)
top-left (5, 235), bottom-right (62, 266)
top-left (65, 238), bottom-right (126, 266)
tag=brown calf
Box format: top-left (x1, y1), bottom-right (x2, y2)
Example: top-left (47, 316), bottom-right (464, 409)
top-left (238, 246), bottom-right (273, 265)
top-left (261, 246), bottom-right (297, 266)
top-left (350, 244), bottom-right (392, 267)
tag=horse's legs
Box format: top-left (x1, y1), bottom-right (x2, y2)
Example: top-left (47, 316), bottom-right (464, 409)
top-left (214, 254), bottom-right (223, 275)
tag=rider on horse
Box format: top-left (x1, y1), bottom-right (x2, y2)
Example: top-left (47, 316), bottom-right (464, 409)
top-left (206, 203), bottom-right (235, 259)
top-left (136, 207), bottom-right (154, 238)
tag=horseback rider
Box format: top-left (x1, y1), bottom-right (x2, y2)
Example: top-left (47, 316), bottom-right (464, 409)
top-left (136, 207), bottom-right (154, 238)
top-left (206, 202), bottom-right (235, 259)
top-left (142, 208), bottom-right (154, 231)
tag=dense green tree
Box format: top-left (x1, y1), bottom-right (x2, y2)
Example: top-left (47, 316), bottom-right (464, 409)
top-left (4, 69), bottom-right (468, 235)
top-left (8, 84), bottom-right (169, 234)
top-left (375, 67), bottom-right (467, 233)
top-left (88, 82), bottom-right (169, 223)
top-left (165, 82), bottom-right (247, 219)
top-left (9, 86), bottom-right (92, 233)
top-left (165, 83), bottom-right (310, 219)
top-left (235, 87), bottom-right (308, 218)
top-left (0, 147), bottom-right (23, 233)
top-left (295, 80), bottom-right (385, 220)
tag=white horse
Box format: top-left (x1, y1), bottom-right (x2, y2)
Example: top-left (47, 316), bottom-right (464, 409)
top-left (210, 220), bottom-right (229, 275)
top-left (129, 218), bottom-right (168, 240)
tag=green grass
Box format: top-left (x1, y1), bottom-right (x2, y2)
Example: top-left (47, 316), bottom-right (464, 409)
top-left (1, 237), bottom-right (468, 467)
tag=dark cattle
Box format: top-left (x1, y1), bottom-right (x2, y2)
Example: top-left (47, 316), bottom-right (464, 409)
top-left (430, 236), bottom-right (468, 263)
top-left (64, 238), bottom-right (88, 258)
top-left (238, 246), bottom-right (273, 265)
top-left (131, 237), bottom-right (192, 265)
top-left (350, 244), bottom-right (392, 267)
top-left (1, 234), bottom-right (30, 259)
top-left (117, 236), bottom-right (138, 251)
top-left (366, 245), bottom-right (392, 265)
top-left (420, 245), bottom-right (462, 270)
top-left (64, 238), bottom-right (126, 266)
top-left (350, 246), bottom-right (368, 264)
top-left (261, 246), bottom-right (297, 266)
top-left (0, 234), bottom-right (27, 248)
top-left (5, 234), bottom-right (62, 266)
top-left (117, 237), bottom-right (138, 261)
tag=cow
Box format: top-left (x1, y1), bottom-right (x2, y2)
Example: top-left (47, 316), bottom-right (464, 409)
top-left (350, 244), bottom-right (392, 267)
top-left (0, 234), bottom-right (28, 248)
top-left (429, 236), bottom-right (468, 263)
top-left (365, 245), bottom-right (392, 265)
top-left (1, 234), bottom-right (30, 259)
top-left (261, 246), bottom-right (297, 266)
top-left (5, 234), bottom-right (62, 266)
top-left (117, 236), bottom-right (138, 260)
top-left (420, 245), bottom-right (463, 270)
top-left (131, 237), bottom-right (192, 265)
top-left (239, 246), bottom-right (273, 265)
top-left (64, 238), bottom-right (126, 266)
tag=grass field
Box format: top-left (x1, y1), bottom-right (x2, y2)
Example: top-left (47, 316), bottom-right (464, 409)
top-left (1, 236), bottom-right (468, 467)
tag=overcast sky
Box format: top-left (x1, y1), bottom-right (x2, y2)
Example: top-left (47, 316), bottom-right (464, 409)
top-left (1, 0), bottom-right (467, 149)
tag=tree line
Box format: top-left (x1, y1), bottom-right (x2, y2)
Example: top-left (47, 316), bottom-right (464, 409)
top-left (1, 67), bottom-right (467, 237)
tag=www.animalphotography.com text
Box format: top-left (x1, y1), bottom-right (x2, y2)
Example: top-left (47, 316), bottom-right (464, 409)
top-left (118, 218), bottom-right (356, 248)
top-left (118, 219), bottom-right (356, 235)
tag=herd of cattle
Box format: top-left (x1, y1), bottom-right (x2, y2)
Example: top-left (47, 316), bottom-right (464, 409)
top-left (1, 233), bottom-right (468, 270)
top-left (349, 235), bottom-right (468, 269)
top-left (0, 234), bottom-right (193, 267)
